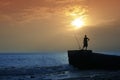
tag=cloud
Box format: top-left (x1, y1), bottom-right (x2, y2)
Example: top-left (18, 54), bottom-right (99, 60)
top-left (0, 0), bottom-right (86, 24)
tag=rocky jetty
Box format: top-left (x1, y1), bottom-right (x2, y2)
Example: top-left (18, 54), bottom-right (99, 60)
top-left (68, 50), bottom-right (120, 69)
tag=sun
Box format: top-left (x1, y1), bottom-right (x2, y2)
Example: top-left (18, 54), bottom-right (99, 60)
top-left (71, 17), bottom-right (85, 29)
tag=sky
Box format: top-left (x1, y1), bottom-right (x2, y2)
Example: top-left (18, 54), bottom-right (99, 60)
top-left (0, 0), bottom-right (120, 52)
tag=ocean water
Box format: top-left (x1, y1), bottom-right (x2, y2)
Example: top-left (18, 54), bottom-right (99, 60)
top-left (0, 52), bottom-right (120, 80)
top-left (0, 52), bottom-right (68, 68)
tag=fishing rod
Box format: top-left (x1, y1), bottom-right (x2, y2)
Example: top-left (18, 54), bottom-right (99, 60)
top-left (73, 30), bottom-right (81, 50)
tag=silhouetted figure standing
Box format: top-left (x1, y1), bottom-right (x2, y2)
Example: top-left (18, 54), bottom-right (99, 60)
top-left (82, 35), bottom-right (89, 50)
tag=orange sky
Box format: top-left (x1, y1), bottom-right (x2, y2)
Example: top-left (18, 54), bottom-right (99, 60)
top-left (0, 0), bottom-right (120, 52)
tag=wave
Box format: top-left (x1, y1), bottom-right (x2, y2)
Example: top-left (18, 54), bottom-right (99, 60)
top-left (0, 64), bottom-right (120, 80)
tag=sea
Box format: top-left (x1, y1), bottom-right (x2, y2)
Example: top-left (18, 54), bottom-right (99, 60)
top-left (0, 52), bottom-right (120, 80)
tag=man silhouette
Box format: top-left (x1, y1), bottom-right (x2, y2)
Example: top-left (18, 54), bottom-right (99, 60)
top-left (82, 35), bottom-right (89, 50)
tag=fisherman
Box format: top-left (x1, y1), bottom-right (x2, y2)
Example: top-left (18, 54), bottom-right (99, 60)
top-left (82, 35), bottom-right (89, 50)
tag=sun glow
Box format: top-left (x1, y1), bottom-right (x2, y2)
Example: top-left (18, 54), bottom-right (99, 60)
top-left (65, 6), bottom-right (88, 30)
top-left (71, 17), bottom-right (84, 28)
